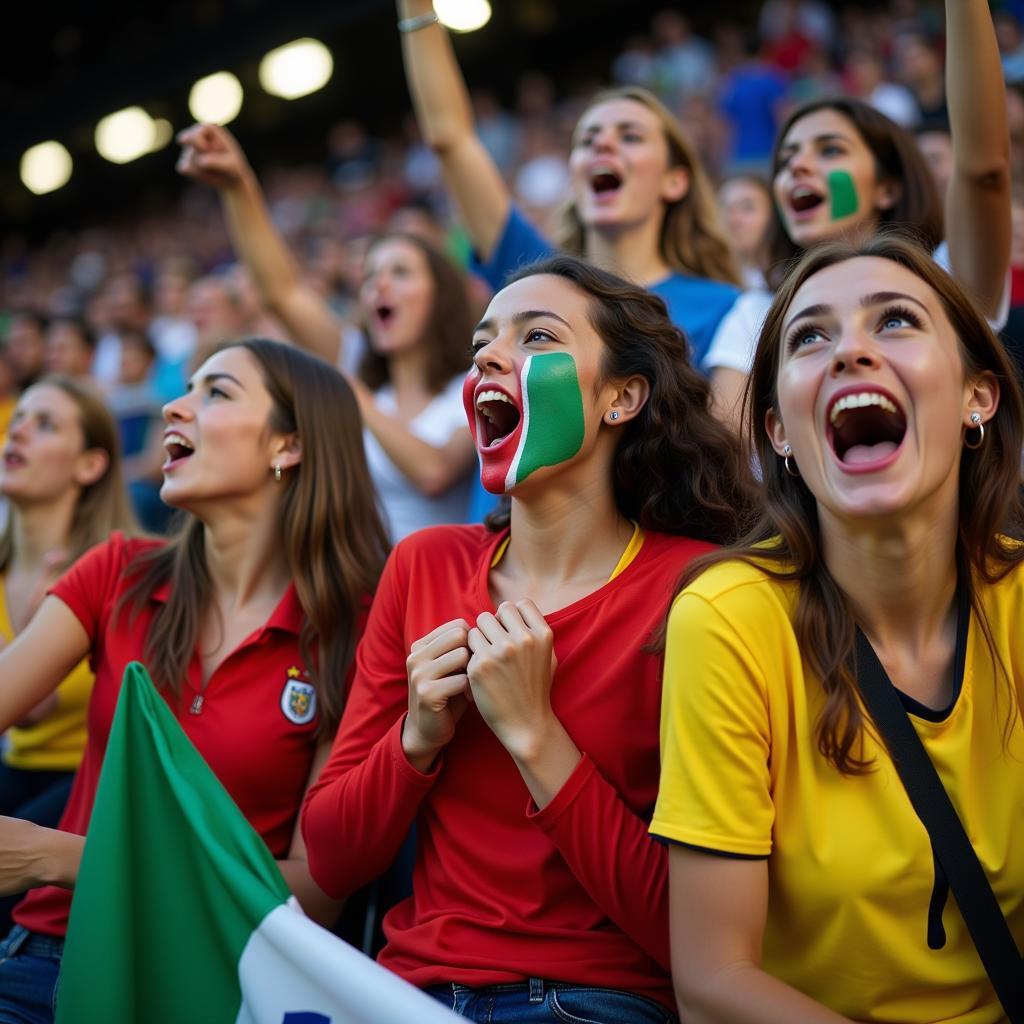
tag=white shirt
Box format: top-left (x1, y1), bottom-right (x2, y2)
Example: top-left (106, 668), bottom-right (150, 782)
top-left (363, 375), bottom-right (472, 542)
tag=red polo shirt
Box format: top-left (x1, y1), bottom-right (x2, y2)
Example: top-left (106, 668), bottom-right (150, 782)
top-left (15, 532), bottom-right (324, 938)
top-left (302, 524), bottom-right (714, 1010)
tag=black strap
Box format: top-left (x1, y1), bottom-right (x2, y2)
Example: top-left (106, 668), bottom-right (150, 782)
top-left (855, 621), bottom-right (1024, 1021)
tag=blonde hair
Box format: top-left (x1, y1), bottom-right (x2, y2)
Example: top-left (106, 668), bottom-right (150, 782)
top-left (555, 86), bottom-right (742, 287)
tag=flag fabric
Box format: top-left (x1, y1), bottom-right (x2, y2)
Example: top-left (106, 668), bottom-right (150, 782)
top-left (57, 662), bottom-right (458, 1024)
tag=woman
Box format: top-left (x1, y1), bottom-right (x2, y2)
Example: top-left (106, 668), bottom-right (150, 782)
top-left (302, 255), bottom-right (753, 1023)
top-left (395, 0), bottom-right (742, 369)
top-left (718, 174), bottom-right (774, 290)
top-left (176, 124), bottom-right (478, 541)
top-left (707, 0), bottom-right (1010, 431)
top-left (654, 235), bottom-right (1024, 1022)
top-left (0, 340), bottom-right (389, 1024)
top-left (0, 377), bottom-right (137, 934)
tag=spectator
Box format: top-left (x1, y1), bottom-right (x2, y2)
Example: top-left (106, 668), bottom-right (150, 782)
top-left (995, 9), bottom-right (1024, 83)
top-left (44, 318), bottom-right (95, 382)
top-left (650, 10), bottom-right (716, 103)
top-left (5, 313), bottom-right (48, 393)
top-left (845, 45), bottom-right (921, 128)
top-left (894, 30), bottom-right (948, 123)
top-left (718, 175), bottom-right (774, 288)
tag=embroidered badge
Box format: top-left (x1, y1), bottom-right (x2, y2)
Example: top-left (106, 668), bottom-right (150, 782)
top-left (280, 666), bottom-right (316, 725)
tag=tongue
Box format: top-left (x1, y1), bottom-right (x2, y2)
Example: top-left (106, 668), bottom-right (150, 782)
top-left (842, 441), bottom-right (898, 465)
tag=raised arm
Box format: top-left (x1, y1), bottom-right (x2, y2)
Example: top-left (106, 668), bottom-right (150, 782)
top-left (397, 0), bottom-right (511, 260)
top-left (944, 0), bottom-right (1011, 320)
top-left (176, 124), bottom-right (344, 362)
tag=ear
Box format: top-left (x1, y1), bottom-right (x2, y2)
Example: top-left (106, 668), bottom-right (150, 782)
top-left (661, 164), bottom-right (690, 204)
top-left (765, 406), bottom-right (788, 456)
top-left (964, 371), bottom-right (999, 427)
top-left (73, 448), bottom-right (109, 489)
top-left (272, 432), bottom-right (303, 471)
top-left (604, 374), bottom-right (650, 426)
top-left (874, 178), bottom-right (901, 213)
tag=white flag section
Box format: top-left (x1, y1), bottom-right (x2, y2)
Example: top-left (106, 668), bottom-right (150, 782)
top-left (236, 900), bottom-right (459, 1024)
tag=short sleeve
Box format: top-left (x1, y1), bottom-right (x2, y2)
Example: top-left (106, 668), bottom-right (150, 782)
top-left (703, 289), bottom-right (773, 374)
top-left (651, 590), bottom-right (774, 857)
top-left (49, 533), bottom-right (132, 643)
top-left (470, 205), bottom-right (557, 291)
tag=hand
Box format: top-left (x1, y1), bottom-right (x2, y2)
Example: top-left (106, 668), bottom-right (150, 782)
top-left (467, 600), bottom-right (558, 761)
top-left (0, 817), bottom-right (79, 895)
top-left (403, 618), bottom-right (472, 772)
top-left (175, 123), bottom-right (253, 191)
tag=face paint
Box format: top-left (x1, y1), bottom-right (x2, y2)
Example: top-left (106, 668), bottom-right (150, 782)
top-left (464, 352), bottom-right (586, 494)
top-left (827, 169), bottom-right (859, 220)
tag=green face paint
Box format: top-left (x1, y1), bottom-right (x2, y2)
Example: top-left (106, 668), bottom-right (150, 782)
top-left (506, 352), bottom-right (585, 490)
top-left (827, 169), bottom-right (859, 221)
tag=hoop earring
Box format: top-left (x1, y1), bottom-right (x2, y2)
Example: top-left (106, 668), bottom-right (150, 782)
top-left (782, 443), bottom-right (800, 477)
top-left (274, 464), bottom-right (282, 482)
top-left (964, 412), bottom-right (985, 450)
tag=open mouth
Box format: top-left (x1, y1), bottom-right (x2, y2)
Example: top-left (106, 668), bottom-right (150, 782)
top-left (591, 165), bottom-right (623, 195)
top-left (827, 390), bottom-right (907, 466)
top-left (375, 305), bottom-right (395, 325)
top-left (790, 185), bottom-right (824, 213)
top-left (476, 389), bottom-right (522, 449)
top-left (2, 451), bottom-right (25, 469)
top-left (164, 432), bottom-right (195, 465)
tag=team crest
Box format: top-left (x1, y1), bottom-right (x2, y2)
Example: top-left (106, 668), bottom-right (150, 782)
top-left (281, 667), bottom-right (316, 725)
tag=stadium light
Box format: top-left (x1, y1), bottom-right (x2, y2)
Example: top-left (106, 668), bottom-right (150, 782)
top-left (95, 107), bottom-right (163, 164)
top-left (20, 141), bottom-right (73, 195)
top-left (434, 0), bottom-right (492, 32)
top-left (189, 71), bottom-right (244, 125)
top-left (258, 39), bottom-right (333, 100)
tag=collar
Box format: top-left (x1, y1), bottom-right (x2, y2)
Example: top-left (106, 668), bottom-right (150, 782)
top-left (150, 579), bottom-right (304, 637)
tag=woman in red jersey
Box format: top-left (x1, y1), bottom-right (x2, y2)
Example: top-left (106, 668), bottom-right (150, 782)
top-left (302, 254), bottom-right (753, 1023)
top-left (0, 339), bottom-right (388, 1024)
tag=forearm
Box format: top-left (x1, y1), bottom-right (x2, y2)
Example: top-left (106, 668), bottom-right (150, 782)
top-left (276, 857), bottom-right (344, 928)
top-left (28, 826), bottom-right (83, 891)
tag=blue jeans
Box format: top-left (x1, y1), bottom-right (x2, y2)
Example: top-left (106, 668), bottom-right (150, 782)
top-left (426, 979), bottom-right (677, 1023)
top-left (0, 927), bottom-right (62, 1024)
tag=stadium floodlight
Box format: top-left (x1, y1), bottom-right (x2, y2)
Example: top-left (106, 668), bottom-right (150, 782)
top-left (189, 71), bottom-right (244, 125)
top-left (258, 38), bottom-right (333, 100)
top-left (95, 107), bottom-right (161, 164)
top-left (434, 0), bottom-right (492, 32)
top-left (20, 141), bottom-right (73, 195)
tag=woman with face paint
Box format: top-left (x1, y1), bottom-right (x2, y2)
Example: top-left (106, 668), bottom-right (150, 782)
top-left (0, 341), bottom-right (389, 1024)
top-left (395, 0), bottom-right (743, 371)
top-left (302, 255), bottom-right (752, 1023)
top-left (706, 0), bottom-right (1011, 434)
top-left (176, 124), bottom-right (478, 541)
top-left (654, 235), bottom-right (1024, 1022)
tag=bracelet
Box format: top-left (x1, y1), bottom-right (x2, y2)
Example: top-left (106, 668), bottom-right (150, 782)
top-left (398, 11), bottom-right (440, 33)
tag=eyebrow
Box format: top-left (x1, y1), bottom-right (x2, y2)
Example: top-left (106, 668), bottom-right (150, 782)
top-left (779, 131), bottom-right (853, 153)
top-left (473, 309), bottom-right (573, 335)
top-left (783, 291), bottom-right (930, 332)
top-left (188, 371), bottom-right (246, 390)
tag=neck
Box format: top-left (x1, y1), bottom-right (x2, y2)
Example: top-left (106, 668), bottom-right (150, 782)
top-left (9, 494), bottom-right (77, 571)
top-left (585, 214), bottom-right (671, 286)
top-left (199, 500), bottom-right (292, 611)
top-left (386, 345), bottom-right (433, 397)
top-left (504, 462), bottom-right (633, 586)
top-left (820, 494), bottom-right (959, 654)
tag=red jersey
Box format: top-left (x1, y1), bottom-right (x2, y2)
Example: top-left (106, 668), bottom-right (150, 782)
top-left (16, 532), bottom-right (329, 938)
top-left (302, 524), bottom-right (714, 1009)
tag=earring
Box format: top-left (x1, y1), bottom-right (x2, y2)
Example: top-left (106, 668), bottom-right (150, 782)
top-left (609, 411), bottom-right (620, 421)
top-left (964, 412), bottom-right (985, 450)
top-left (274, 464), bottom-right (282, 482)
top-left (782, 443), bottom-right (800, 477)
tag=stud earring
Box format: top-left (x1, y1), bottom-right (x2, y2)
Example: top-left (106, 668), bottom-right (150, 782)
top-left (609, 411), bottom-right (620, 421)
top-left (782, 443), bottom-right (800, 477)
top-left (964, 412), bottom-right (985, 450)
top-left (274, 464), bottom-right (282, 481)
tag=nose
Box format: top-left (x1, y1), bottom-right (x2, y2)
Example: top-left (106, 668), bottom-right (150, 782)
top-left (162, 391), bottom-right (194, 425)
top-left (830, 324), bottom-right (882, 377)
top-left (786, 144), bottom-right (814, 178)
top-left (472, 332), bottom-right (516, 375)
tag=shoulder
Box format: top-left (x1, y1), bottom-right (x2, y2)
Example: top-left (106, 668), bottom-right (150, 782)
top-left (77, 532), bottom-right (164, 577)
top-left (672, 556), bottom-right (797, 631)
top-left (656, 273), bottom-right (741, 304)
top-left (392, 524), bottom-right (496, 566)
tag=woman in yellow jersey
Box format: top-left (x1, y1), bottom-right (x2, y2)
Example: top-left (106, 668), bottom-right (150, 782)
top-left (0, 376), bottom-right (136, 931)
top-left (652, 234), bottom-right (1024, 1023)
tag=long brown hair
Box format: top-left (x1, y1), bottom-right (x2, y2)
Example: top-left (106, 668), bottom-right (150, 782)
top-left (119, 339), bottom-right (389, 735)
top-left (487, 255), bottom-right (755, 542)
top-left (555, 86), bottom-right (743, 288)
top-left (0, 375), bottom-right (138, 574)
top-left (766, 98), bottom-right (943, 288)
top-left (680, 234), bottom-right (1024, 773)
top-left (358, 232), bottom-right (474, 396)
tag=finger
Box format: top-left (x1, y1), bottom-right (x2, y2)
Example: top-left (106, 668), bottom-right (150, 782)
top-left (467, 626), bottom-right (486, 654)
top-left (516, 599), bottom-right (549, 634)
top-left (410, 618), bottom-right (471, 653)
top-left (418, 673), bottom-right (470, 707)
top-left (175, 124), bottom-right (201, 145)
top-left (428, 647), bottom-right (469, 679)
top-left (494, 601), bottom-right (529, 638)
top-left (474, 611), bottom-right (507, 645)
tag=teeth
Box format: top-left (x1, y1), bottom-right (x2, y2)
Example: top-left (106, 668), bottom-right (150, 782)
top-left (476, 390), bottom-right (511, 410)
top-left (164, 432), bottom-right (194, 451)
top-left (829, 392), bottom-right (899, 425)
top-left (793, 185), bottom-right (817, 199)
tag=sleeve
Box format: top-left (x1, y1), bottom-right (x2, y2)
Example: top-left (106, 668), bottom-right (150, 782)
top-left (49, 533), bottom-right (130, 641)
top-left (702, 289), bottom-right (773, 374)
top-left (301, 542), bottom-right (440, 899)
top-left (933, 241), bottom-right (1011, 332)
top-left (469, 205), bottom-right (557, 291)
top-left (528, 755), bottom-right (672, 970)
top-left (650, 591), bottom-right (775, 857)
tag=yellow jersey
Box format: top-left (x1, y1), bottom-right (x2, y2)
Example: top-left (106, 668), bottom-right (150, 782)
top-left (652, 557), bottom-right (1024, 1023)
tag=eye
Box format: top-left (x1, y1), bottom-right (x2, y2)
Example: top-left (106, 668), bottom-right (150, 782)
top-left (525, 328), bottom-right (555, 344)
top-left (208, 385), bottom-right (229, 399)
top-left (470, 337), bottom-right (489, 355)
top-left (622, 131), bottom-right (643, 143)
top-left (786, 323), bottom-right (828, 351)
top-left (821, 142), bottom-right (846, 157)
top-left (878, 305), bottom-right (923, 331)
